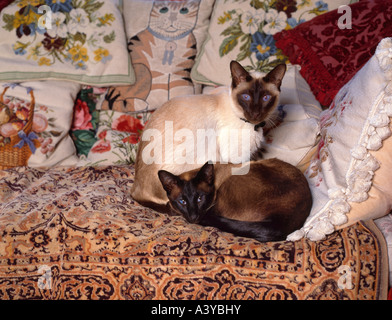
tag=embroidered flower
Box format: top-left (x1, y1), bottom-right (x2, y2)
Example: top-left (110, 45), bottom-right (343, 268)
top-left (42, 33), bottom-right (66, 51)
top-left (67, 8), bottom-right (89, 33)
top-left (68, 44), bottom-right (89, 63)
top-left (91, 140), bottom-right (111, 153)
top-left (72, 99), bottom-right (93, 131)
top-left (45, 0), bottom-right (72, 13)
top-left (275, 0), bottom-right (298, 18)
top-left (240, 8), bottom-right (264, 35)
top-left (263, 9), bottom-right (287, 35)
top-left (47, 12), bottom-right (68, 38)
top-left (112, 115), bottom-right (144, 133)
top-left (94, 48), bottom-right (112, 64)
top-left (12, 42), bottom-right (27, 55)
top-left (250, 32), bottom-right (277, 61)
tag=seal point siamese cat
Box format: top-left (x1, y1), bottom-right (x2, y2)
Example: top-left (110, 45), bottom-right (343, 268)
top-left (158, 159), bottom-right (312, 242)
top-left (131, 61), bottom-right (287, 211)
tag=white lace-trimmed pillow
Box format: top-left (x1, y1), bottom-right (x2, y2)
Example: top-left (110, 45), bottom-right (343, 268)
top-left (288, 38), bottom-right (392, 241)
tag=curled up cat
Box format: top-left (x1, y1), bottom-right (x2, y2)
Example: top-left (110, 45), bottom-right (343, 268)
top-left (131, 61), bottom-right (287, 211)
top-left (158, 159), bottom-right (312, 242)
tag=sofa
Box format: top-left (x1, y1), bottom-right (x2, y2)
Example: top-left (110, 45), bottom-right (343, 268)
top-left (0, 0), bottom-right (390, 300)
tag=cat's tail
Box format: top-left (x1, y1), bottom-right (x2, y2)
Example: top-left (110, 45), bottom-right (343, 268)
top-left (200, 213), bottom-right (288, 242)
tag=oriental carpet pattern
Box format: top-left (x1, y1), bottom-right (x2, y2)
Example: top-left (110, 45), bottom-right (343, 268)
top-left (0, 165), bottom-right (387, 299)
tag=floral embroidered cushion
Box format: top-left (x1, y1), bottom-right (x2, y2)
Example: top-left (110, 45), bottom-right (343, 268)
top-left (288, 38), bottom-right (392, 241)
top-left (0, 0), bottom-right (134, 86)
top-left (191, 0), bottom-right (358, 86)
top-left (274, 0), bottom-right (392, 107)
top-left (99, 0), bottom-right (215, 112)
top-left (0, 81), bottom-right (81, 168)
top-left (77, 110), bottom-right (151, 166)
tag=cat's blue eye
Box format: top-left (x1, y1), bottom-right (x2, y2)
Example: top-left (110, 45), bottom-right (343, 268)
top-left (159, 7), bottom-right (169, 14)
top-left (178, 198), bottom-right (187, 206)
top-left (197, 195), bottom-right (203, 203)
top-left (263, 95), bottom-right (271, 102)
top-left (241, 94), bottom-right (251, 101)
top-left (180, 7), bottom-right (189, 14)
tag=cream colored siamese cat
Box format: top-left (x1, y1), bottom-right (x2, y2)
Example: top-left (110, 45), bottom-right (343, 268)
top-left (131, 61), bottom-right (286, 211)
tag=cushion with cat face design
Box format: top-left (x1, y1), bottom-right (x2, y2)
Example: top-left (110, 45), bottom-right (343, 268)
top-left (288, 38), bottom-right (392, 241)
top-left (191, 0), bottom-right (359, 87)
top-left (99, 0), bottom-right (215, 112)
top-left (0, 0), bottom-right (134, 86)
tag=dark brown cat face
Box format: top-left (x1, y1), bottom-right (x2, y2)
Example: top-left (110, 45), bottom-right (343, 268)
top-left (230, 61), bottom-right (286, 125)
top-left (158, 162), bottom-right (215, 223)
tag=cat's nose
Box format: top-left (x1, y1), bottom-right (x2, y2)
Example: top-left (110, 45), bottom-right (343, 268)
top-left (169, 12), bottom-right (177, 22)
top-left (187, 215), bottom-right (200, 224)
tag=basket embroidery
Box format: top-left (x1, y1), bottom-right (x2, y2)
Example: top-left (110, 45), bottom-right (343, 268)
top-left (0, 85), bottom-right (37, 169)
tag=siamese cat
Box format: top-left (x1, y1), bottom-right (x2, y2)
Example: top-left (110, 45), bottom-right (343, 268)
top-left (131, 61), bottom-right (286, 210)
top-left (158, 159), bottom-right (312, 242)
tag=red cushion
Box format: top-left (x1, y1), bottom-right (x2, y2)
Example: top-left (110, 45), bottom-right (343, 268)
top-left (274, 0), bottom-right (392, 107)
top-left (0, 0), bottom-right (14, 12)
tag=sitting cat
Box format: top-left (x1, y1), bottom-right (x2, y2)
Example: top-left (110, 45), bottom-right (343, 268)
top-left (131, 61), bottom-right (286, 210)
top-left (158, 159), bottom-right (312, 242)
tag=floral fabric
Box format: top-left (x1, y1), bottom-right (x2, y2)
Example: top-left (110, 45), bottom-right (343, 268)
top-left (191, 0), bottom-right (358, 86)
top-left (77, 109), bottom-right (152, 166)
top-left (0, 0), bottom-right (134, 86)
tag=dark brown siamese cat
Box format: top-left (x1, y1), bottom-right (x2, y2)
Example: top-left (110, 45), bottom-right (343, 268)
top-left (131, 61), bottom-right (287, 210)
top-left (158, 159), bottom-right (312, 242)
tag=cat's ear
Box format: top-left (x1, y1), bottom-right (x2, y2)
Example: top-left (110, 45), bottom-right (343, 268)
top-left (230, 61), bottom-right (252, 89)
top-left (158, 170), bottom-right (180, 194)
top-left (263, 64), bottom-right (286, 90)
top-left (196, 162), bottom-right (215, 186)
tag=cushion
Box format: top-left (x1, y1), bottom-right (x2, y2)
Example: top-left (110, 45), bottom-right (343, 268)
top-left (262, 65), bottom-right (321, 167)
top-left (274, 0), bottom-right (392, 107)
top-left (288, 38), bottom-right (392, 241)
top-left (99, 0), bottom-right (215, 112)
top-left (191, 0), bottom-right (358, 87)
top-left (0, 81), bottom-right (81, 169)
top-left (77, 109), bottom-right (152, 166)
top-left (0, 0), bottom-right (134, 86)
top-left (71, 86), bottom-right (104, 157)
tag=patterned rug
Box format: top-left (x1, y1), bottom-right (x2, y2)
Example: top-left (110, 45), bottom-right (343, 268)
top-left (0, 165), bottom-right (388, 299)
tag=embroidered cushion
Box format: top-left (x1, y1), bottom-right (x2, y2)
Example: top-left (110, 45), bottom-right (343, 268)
top-left (191, 0), bottom-right (358, 87)
top-left (99, 0), bottom-right (215, 112)
top-left (77, 109), bottom-right (152, 166)
top-left (0, 0), bottom-right (134, 86)
top-left (274, 0), bottom-right (392, 107)
top-left (288, 38), bottom-right (392, 241)
top-left (0, 81), bottom-right (81, 168)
